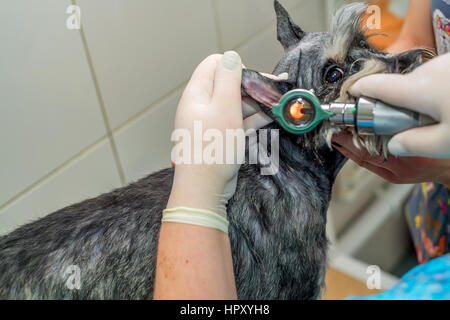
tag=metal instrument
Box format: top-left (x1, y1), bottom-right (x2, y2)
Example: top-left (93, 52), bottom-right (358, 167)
top-left (271, 89), bottom-right (437, 135)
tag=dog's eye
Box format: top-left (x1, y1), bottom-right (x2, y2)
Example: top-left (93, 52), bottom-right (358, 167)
top-left (324, 66), bottom-right (344, 84)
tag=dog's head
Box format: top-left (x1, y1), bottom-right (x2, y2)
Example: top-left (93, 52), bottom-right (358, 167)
top-left (242, 1), bottom-right (434, 155)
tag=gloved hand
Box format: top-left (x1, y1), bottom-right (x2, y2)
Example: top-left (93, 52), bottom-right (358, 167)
top-left (349, 52), bottom-right (450, 159)
top-left (167, 51), bottom-right (273, 220)
top-left (332, 53), bottom-right (450, 187)
top-left (157, 52), bottom-right (248, 299)
top-left (168, 52), bottom-right (243, 218)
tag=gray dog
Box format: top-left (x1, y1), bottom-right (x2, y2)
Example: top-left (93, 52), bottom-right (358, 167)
top-left (0, 1), bottom-right (431, 299)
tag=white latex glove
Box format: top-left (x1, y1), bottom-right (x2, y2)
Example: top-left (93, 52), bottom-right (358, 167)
top-left (168, 52), bottom-right (273, 218)
top-left (349, 53), bottom-right (450, 159)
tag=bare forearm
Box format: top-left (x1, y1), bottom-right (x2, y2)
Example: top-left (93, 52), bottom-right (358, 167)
top-left (154, 184), bottom-right (237, 300)
top-left (438, 161), bottom-right (450, 188)
top-left (154, 222), bottom-right (237, 300)
top-left (388, 38), bottom-right (433, 54)
top-left (388, 0), bottom-right (435, 53)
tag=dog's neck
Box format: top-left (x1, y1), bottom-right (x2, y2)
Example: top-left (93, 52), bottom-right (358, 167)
top-left (226, 130), bottom-right (340, 299)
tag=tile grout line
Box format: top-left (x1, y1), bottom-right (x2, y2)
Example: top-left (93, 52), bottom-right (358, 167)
top-left (0, 136), bottom-right (110, 212)
top-left (111, 0), bottom-right (227, 136)
top-left (72, 0), bottom-right (126, 186)
top-left (112, 80), bottom-right (188, 134)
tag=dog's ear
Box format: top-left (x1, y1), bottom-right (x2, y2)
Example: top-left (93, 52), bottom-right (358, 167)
top-left (274, 0), bottom-right (305, 50)
top-left (241, 69), bottom-right (294, 108)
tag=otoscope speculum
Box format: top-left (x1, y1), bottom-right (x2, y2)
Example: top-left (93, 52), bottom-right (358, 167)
top-left (271, 89), bottom-right (334, 135)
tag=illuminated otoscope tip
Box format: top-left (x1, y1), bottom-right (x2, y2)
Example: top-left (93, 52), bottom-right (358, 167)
top-left (289, 102), bottom-right (305, 119)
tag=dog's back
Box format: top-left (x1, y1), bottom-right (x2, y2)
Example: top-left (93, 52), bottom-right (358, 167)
top-left (0, 169), bottom-right (172, 299)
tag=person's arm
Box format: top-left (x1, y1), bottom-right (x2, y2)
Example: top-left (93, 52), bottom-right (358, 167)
top-left (388, 0), bottom-right (436, 53)
top-left (153, 52), bottom-right (276, 299)
top-left (153, 53), bottom-right (242, 299)
top-left (154, 221), bottom-right (237, 299)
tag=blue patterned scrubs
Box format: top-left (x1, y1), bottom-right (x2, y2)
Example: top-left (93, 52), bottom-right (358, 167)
top-left (355, 254), bottom-right (450, 300)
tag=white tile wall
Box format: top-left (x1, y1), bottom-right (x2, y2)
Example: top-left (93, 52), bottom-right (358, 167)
top-left (290, 0), bottom-right (328, 32)
top-left (1, 0), bottom-right (327, 234)
top-left (215, 0), bottom-right (301, 50)
top-left (236, 0), bottom-right (327, 73)
top-left (237, 26), bottom-right (284, 73)
top-left (0, 140), bottom-right (122, 236)
top-left (0, 0), bottom-right (106, 206)
top-left (114, 89), bottom-right (182, 183)
top-left (76, 0), bottom-right (220, 129)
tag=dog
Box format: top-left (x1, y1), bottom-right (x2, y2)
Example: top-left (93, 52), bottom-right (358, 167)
top-left (0, 1), bottom-right (432, 299)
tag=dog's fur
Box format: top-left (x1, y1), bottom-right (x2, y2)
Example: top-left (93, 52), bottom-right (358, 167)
top-left (0, 1), bottom-right (431, 300)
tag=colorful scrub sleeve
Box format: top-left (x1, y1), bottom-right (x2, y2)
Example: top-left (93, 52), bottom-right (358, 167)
top-left (432, 0), bottom-right (450, 55)
top-left (351, 254), bottom-right (450, 300)
top-left (402, 1), bottom-right (450, 264)
top-left (405, 183), bottom-right (449, 264)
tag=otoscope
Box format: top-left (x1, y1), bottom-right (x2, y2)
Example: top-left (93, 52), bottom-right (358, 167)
top-left (271, 89), bottom-right (437, 135)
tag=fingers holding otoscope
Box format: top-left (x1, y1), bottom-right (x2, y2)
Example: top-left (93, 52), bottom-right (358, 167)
top-left (349, 53), bottom-right (450, 159)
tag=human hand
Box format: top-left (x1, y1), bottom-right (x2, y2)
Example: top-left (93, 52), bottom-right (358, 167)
top-left (157, 53), bottom-right (247, 299)
top-left (331, 131), bottom-right (450, 186)
top-left (349, 53), bottom-right (450, 159)
top-left (168, 52), bottom-right (269, 217)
